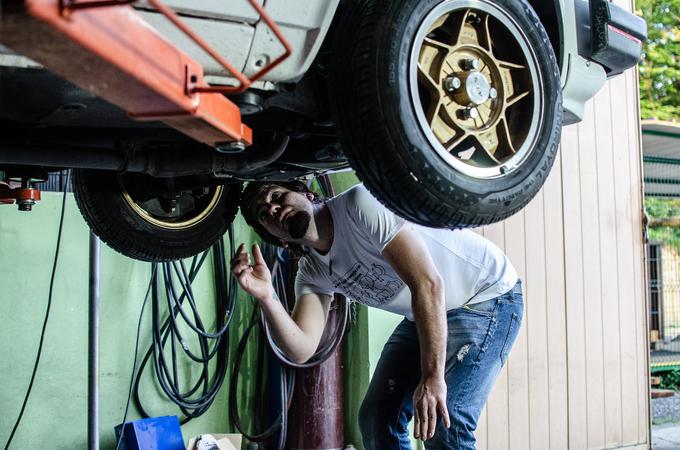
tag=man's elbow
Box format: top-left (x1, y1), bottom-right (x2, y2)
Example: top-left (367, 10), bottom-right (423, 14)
top-left (289, 348), bottom-right (315, 365)
top-left (416, 274), bottom-right (444, 299)
top-left (285, 337), bottom-right (319, 364)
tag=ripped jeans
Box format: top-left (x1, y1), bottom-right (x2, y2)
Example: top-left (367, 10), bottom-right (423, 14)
top-left (359, 281), bottom-right (524, 450)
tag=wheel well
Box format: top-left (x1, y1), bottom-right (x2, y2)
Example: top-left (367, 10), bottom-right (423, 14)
top-left (526, 0), bottom-right (563, 72)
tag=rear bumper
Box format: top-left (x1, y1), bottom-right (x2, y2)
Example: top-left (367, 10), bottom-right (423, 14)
top-left (590, 0), bottom-right (647, 77)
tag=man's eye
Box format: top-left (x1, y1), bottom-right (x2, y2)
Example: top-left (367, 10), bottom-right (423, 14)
top-left (271, 192), bottom-right (280, 201)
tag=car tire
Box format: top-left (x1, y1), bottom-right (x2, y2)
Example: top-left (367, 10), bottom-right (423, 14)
top-left (329, 0), bottom-right (562, 227)
top-left (72, 169), bottom-right (240, 262)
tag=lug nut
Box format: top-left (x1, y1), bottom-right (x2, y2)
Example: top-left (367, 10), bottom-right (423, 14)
top-left (460, 58), bottom-right (481, 71)
top-left (466, 13), bottom-right (481, 24)
top-left (489, 88), bottom-right (498, 99)
top-left (457, 108), bottom-right (479, 120)
top-left (444, 76), bottom-right (462, 92)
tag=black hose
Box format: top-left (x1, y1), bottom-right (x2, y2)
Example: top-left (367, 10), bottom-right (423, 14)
top-left (131, 228), bottom-right (235, 422)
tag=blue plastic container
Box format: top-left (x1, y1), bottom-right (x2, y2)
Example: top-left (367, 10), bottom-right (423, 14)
top-left (114, 416), bottom-right (185, 450)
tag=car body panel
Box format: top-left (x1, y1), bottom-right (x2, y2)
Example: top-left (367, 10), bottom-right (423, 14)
top-left (137, 0), bottom-right (340, 84)
top-left (0, 0), bottom-right (640, 120)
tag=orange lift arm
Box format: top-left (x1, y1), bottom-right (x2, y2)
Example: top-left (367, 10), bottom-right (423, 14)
top-left (0, 0), bottom-right (292, 148)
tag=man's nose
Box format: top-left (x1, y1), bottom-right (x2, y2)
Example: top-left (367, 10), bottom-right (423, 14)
top-left (267, 203), bottom-right (280, 216)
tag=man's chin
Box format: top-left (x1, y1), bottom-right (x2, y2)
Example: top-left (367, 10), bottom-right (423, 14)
top-left (288, 211), bottom-right (311, 240)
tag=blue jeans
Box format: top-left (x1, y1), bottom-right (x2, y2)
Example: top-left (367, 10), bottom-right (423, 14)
top-left (359, 281), bottom-right (524, 450)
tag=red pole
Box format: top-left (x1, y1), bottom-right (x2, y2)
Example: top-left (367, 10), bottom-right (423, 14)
top-left (286, 297), bottom-right (344, 450)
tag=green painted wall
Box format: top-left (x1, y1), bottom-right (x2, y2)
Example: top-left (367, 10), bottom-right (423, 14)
top-left (0, 193), bottom-right (260, 449)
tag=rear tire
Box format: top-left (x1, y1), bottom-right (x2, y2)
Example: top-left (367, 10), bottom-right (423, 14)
top-left (330, 0), bottom-right (562, 227)
top-left (72, 169), bottom-right (240, 261)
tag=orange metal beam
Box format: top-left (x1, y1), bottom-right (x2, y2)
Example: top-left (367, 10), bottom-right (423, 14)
top-left (1, 0), bottom-right (255, 147)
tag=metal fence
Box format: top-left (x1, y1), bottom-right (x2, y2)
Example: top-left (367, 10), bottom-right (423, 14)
top-left (647, 197), bottom-right (680, 372)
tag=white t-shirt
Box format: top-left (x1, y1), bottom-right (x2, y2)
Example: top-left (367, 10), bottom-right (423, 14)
top-left (294, 185), bottom-right (518, 320)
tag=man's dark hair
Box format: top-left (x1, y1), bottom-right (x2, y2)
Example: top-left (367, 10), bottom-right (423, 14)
top-left (240, 180), bottom-right (322, 250)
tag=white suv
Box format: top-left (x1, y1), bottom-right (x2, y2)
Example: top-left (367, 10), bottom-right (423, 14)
top-left (0, 0), bottom-right (646, 260)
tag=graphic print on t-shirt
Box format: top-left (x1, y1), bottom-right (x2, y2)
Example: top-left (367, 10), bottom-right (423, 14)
top-left (333, 262), bottom-right (404, 306)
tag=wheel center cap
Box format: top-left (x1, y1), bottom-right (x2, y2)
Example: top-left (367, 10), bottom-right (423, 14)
top-left (465, 72), bottom-right (490, 105)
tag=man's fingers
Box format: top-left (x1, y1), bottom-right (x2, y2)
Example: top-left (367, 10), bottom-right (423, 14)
top-left (236, 269), bottom-right (253, 287)
top-left (419, 402), bottom-right (430, 441)
top-left (429, 404), bottom-right (438, 439)
top-left (438, 398), bottom-right (451, 429)
top-left (232, 261), bottom-right (251, 275)
top-left (413, 409), bottom-right (421, 440)
top-left (231, 244), bottom-right (246, 266)
top-left (230, 255), bottom-right (249, 272)
top-left (413, 400), bottom-right (427, 441)
top-left (427, 401), bottom-right (437, 440)
top-left (252, 243), bottom-right (266, 265)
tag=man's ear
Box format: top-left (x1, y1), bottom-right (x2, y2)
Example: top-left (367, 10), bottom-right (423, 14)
top-left (305, 192), bottom-right (314, 201)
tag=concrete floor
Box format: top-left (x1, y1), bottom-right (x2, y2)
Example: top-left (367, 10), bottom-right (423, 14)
top-left (654, 423), bottom-right (680, 449)
top-left (653, 395), bottom-right (680, 449)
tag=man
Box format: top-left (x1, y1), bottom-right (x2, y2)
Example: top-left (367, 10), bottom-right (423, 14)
top-left (231, 181), bottom-right (523, 450)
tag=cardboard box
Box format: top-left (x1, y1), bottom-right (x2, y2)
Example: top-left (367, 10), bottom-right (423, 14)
top-left (186, 434), bottom-right (242, 450)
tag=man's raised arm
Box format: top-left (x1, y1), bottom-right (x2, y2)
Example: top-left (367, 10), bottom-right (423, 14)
top-left (231, 243), bottom-right (332, 364)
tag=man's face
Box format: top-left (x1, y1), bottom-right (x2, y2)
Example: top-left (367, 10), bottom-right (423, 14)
top-left (252, 186), bottom-right (314, 242)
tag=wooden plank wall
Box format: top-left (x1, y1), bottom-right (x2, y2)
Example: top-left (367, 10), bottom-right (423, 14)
top-left (474, 0), bottom-right (650, 448)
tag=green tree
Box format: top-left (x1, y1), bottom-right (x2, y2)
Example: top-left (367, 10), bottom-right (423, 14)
top-left (646, 197), bottom-right (680, 251)
top-left (637, 0), bottom-right (680, 121)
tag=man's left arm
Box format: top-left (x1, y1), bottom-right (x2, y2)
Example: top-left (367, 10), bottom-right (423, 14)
top-left (382, 224), bottom-right (452, 441)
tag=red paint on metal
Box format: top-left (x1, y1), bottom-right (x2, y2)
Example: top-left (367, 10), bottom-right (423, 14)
top-left (608, 24), bottom-right (642, 45)
top-left (0, 184), bottom-right (41, 205)
top-left (286, 295), bottom-right (345, 450)
top-left (4, 0), bottom-right (256, 146)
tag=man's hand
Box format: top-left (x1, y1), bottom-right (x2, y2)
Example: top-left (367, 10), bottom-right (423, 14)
top-left (413, 375), bottom-right (451, 441)
top-left (231, 243), bottom-right (274, 302)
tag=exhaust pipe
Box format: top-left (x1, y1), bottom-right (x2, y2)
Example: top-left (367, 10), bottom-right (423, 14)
top-left (0, 136), bottom-right (290, 177)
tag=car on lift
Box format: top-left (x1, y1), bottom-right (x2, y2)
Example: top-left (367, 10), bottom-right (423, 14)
top-left (0, 0), bottom-right (646, 261)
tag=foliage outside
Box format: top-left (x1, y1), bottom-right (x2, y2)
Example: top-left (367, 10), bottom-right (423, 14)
top-left (660, 368), bottom-right (680, 391)
top-left (646, 197), bottom-right (680, 251)
top-left (637, 0), bottom-right (680, 121)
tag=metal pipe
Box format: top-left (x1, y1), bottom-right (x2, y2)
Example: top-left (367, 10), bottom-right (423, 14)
top-left (0, 135), bottom-right (290, 177)
top-left (88, 232), bottom-right (101, 450)
top-left (286, 312), bottom-right (344, 450)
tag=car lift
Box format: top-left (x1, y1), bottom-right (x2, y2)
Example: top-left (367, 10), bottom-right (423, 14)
top-left (0, 0), bottom-right (291, 207)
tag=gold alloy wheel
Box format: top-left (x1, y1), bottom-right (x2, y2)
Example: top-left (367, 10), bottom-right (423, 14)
top-left (410, 1), bottom-right (542, 179)
top-left (120, 177), bottom-right (224, 230)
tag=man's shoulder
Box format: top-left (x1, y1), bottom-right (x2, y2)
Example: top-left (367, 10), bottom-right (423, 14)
top-left (333, 184), bottom-right (380, 212)
top-left (296, 253), bottom-right (322, 278)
